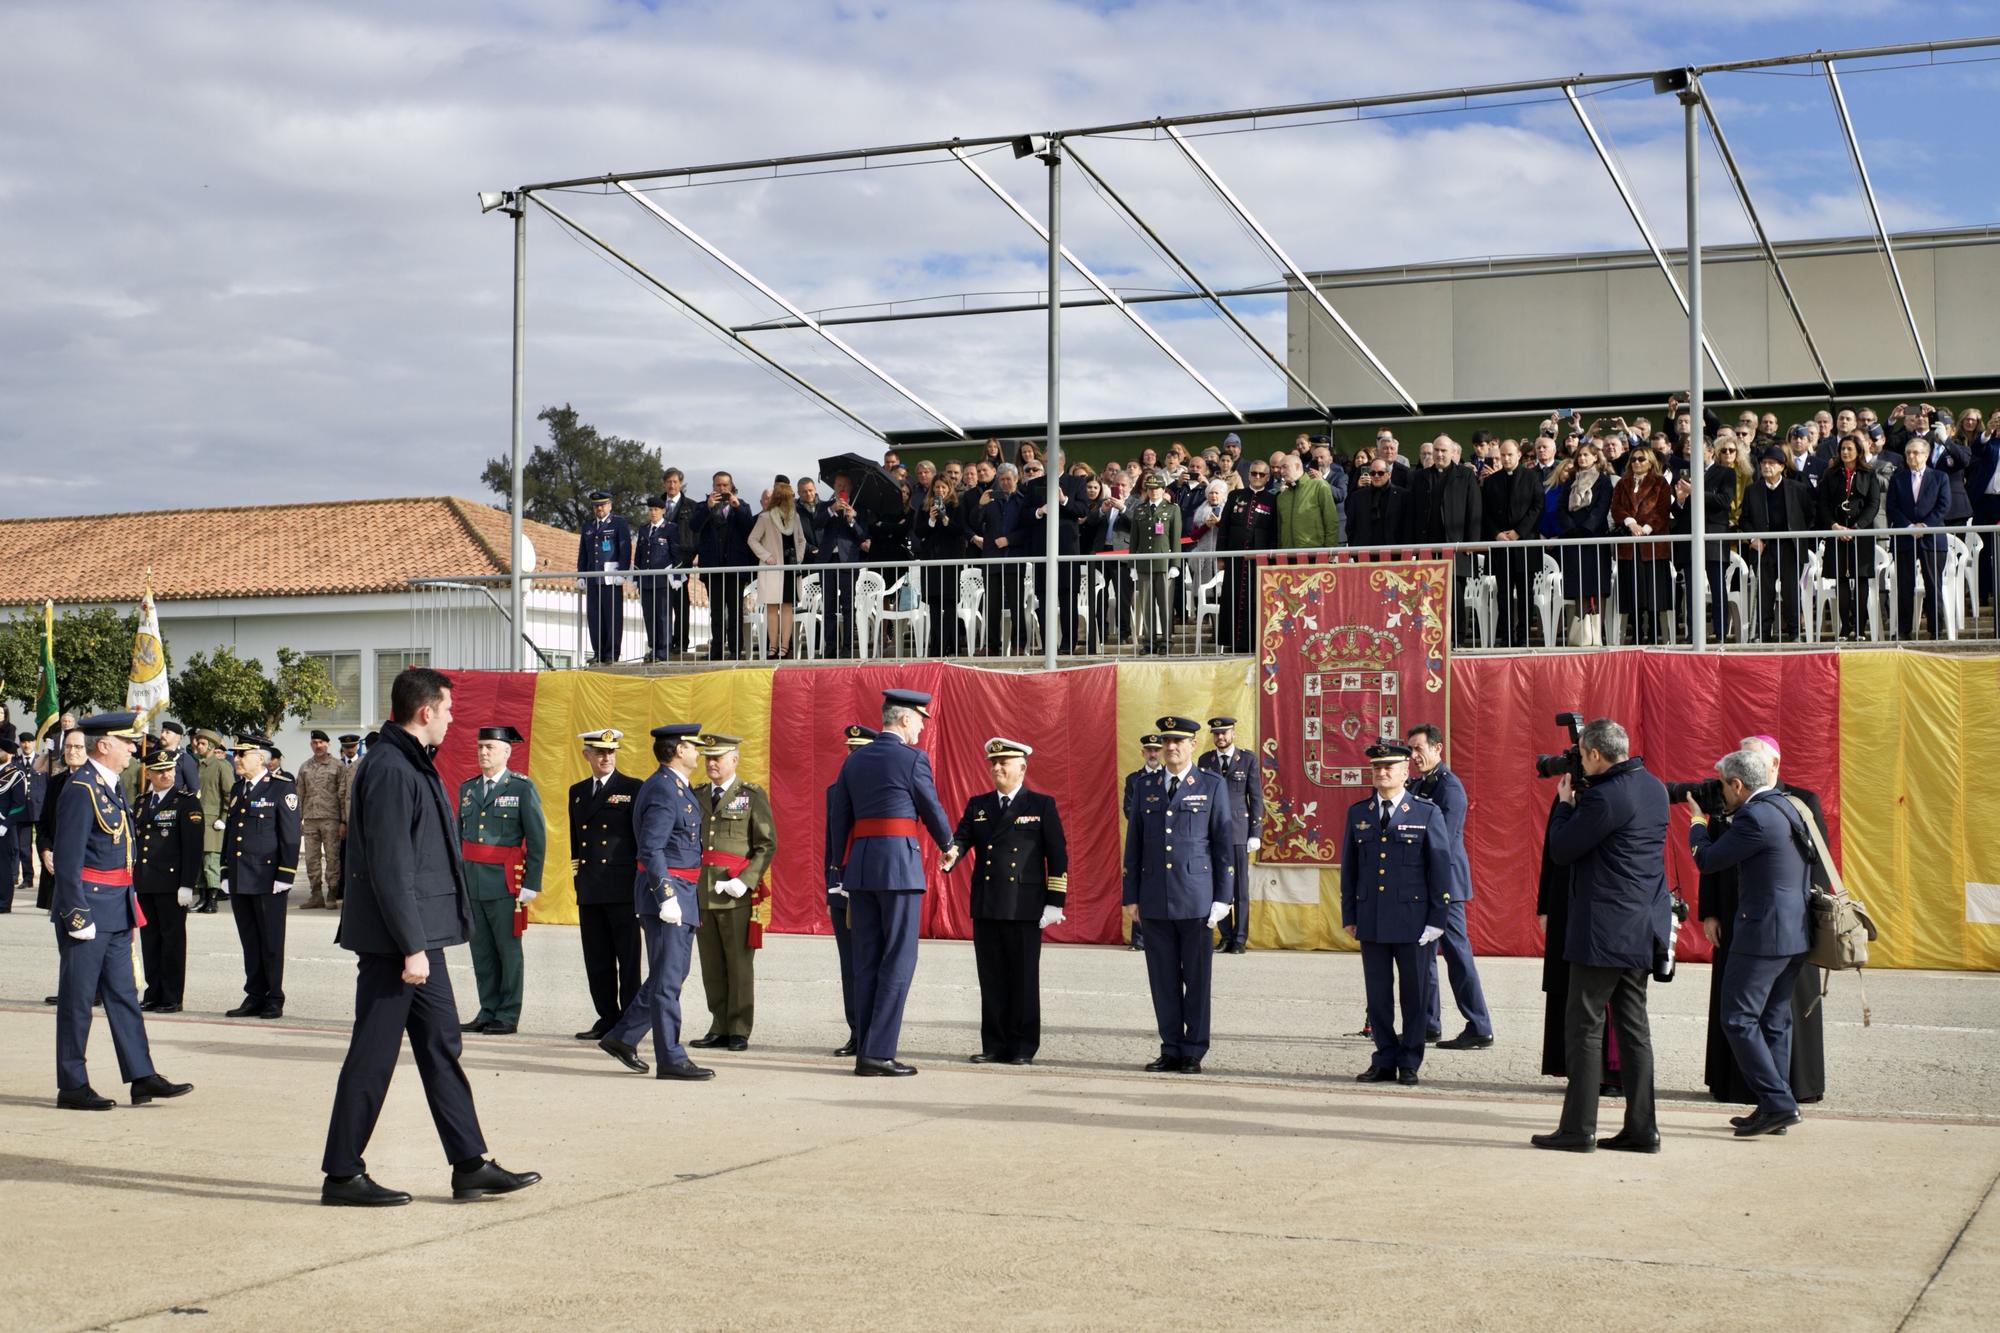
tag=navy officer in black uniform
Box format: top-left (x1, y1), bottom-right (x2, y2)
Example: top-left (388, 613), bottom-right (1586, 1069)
top-left (51, 711), bottom-right (193, 1110)
top-left (577, 488), bottom-right (633, 664)
top-left (1197, 716), bottom-right (1261, 953)
top-left (221, 733), bottom-right (301, 1020)
top-left (823, 723), bottom-right (876, 1057)
top-left (1123, 715), bottom-right (1235, 1074)
top-left (133, 746), bottom-right (205, 1012)
top-left (1340, 741), bottom-right (1453, 1086)
top-left (568, 729), bottom-right (643, 1040)
top-left (943, 736), bottom-right (1069, 1065)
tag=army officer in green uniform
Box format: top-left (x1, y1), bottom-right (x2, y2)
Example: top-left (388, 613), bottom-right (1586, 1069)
top-left (458, 725), bottom-right (546, 1036)
top-left (687, 734), bottom-right (776, 1052)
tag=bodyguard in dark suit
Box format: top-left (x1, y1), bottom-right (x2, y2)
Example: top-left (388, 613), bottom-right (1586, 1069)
top-left (133, 750), bottom-right (204, 1011)
top-left (1482, 441), bottom-right (1544, 648)
top-left (1339, 742), bottom-right (1452, 1084)
top-left (1739, 450), bottom-right (1815, 642)
top-left (1886, 438), bottom-right (1952, 639)
top-left (322, 668), bottom-right (539, 1206)
top-left (823, 725), bottom-right (876, 1057)
top-left (1197, 717), bottom-right (1261, 953)
top-left (599, 724), bottom-right (714, 1082)
top-left (50, 712), bottom-right (192, 1111)
top-left (568, 730), bottom-right (643, 1040)
top-left (691, 471), bottom-right (756, 661)
top-left (1121, 735), bottom-right (1165, 952)
top-left (1532, 718), bottom-right (1668, 1154)
top-left (220, 735), bottom-right (300, 1019)
top-left (1122, 716), bottom-right (1235, 1074)
top-left (577, 488), bottom-right (634, 665)
top-left (634, 494), bottom-right (681, 662)
top-left (828, 689), bottom-right (953, 1075)
top-left (945, 738), bottom-right (1069, 1065)
top-left (1688, 748), bottom-right (1814, 1138)
top-left (1407, 725), bottom-right (1494, 1049)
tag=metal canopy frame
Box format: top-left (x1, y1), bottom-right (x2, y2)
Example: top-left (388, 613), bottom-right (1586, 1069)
top-left (489, 34), bottom-right (2000, 667)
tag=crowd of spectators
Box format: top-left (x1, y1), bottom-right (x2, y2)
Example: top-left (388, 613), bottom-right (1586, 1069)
top-left (612, 395), bottom-right (1999, 661)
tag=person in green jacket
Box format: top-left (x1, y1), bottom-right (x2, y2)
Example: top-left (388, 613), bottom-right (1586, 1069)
top-left (1126, 471), bottom-right (1182, 655)
top-left (458, 725), bottom-right (546, 1036)
top-left (1276, 453), bottom-right (1341, 551)
top-left (687, 734), bottom-right (777, 1051)
top-left (193, 730), bottom-right (234, 913)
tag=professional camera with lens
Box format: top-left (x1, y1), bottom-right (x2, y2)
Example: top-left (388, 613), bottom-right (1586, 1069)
top-left (1533, 711), bottom-right (1587, 783)
top-left (1664, 777), bottom-right (1727, 818)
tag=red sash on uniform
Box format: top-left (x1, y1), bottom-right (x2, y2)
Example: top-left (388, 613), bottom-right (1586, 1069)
top-left (461, 841), bottom-right (529, 935)
top-left (637, 860), bottom-right (702, 884)
top-left (702, 850), bottom-right (766, 950)
top-left (79, 866), bottom-right (143, 928)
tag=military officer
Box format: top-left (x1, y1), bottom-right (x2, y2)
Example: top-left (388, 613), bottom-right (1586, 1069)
top-left (51, 711), bottom-right (193, 1110)
top-left (159, 720), bottom-right (201, 795)
top-left (1122, 716), bottom-right (1235, 1074)
top-left (133, 748), bottom-right (205, 1012)
top-left (339, 733), bottom-right (361, 765)
top-left (458, 725), bottom-right (547, 1036)
top-left (828, 688), bottom-right (953, 1076)
top-left (296, 729), bottom-right (347, 909)
top-left (1121, 733), bottom-right (1165, 951)
top-left (1408, 722), bottom-right (1494, 1049)
top-left (598, 722), bottom-right (715, 1082)
top-left (1198, 716), bottom-right (1262, 953)
top-left (577, 488), bottom-right (634, 664)
top-left (0, 728), bottom-right (30, 912)
top-left (220, 733), bottom-right (301, 1020)
top-left (569, 729), bottom-right (644, 1040)
top-left (192, 728), bottom-right (232, 912)
top-left (943, 737), bottom-right (1069, 1065)
top-left (688, 734), bottom-right (776, 1052)
top-left (824, 724), bottom-right (875, 1057)
top-left (1340, 741), bottom-right (1453, 1086)
top-left (634, 493), bottom-right (680, 662)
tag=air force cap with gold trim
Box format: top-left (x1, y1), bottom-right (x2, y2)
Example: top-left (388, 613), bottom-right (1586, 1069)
top-left (1154, 715), bottom-right (1201, 739)
top-left (1365, 741), bottom-right (1413, 764)
top-left (78, 710), bottom-right (146, 741)
top-left (843, 724), bottom-right (877, 748)
top-left (883, 688), bottom-right (932, 717)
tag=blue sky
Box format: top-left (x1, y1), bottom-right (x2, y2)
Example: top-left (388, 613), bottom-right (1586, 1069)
top-left (2, 0), bottom-right (1996, 518)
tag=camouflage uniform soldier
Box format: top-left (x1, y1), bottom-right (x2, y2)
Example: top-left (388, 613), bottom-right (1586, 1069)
top-left (295, 730), bottom-right (347, 910)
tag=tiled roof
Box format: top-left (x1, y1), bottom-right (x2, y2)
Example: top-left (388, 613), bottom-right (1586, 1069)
top-left (0, 497), bottom-right (576, 606)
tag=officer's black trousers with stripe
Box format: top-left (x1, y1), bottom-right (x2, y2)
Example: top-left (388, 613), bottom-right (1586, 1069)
top-left (231, 891), bottom-right (287, 1006)
top-left (972, 917), bottom-right (1040, 1061)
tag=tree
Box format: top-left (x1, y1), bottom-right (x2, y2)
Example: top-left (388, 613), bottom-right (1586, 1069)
top-left (481, 404), bottom-right (662, 531)
top-left (170, 647), bottom-right (338, 737)
top-left (0, 604), bottom-right (158, 718)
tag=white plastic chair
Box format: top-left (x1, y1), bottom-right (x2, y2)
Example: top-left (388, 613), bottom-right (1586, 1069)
top-left (1019, 576), bottom-right (1042, 655)
top-left (1192, 569), bottom-right (1226, 654)
top-left (793, 572), bottom-right (824, 661)
top-left (1962, 529), bottom-right (1985, 626)
top-left (1867, 542), bottom-right (1893, 641)
top-left (1940, 536), bottom-right (1968, 641)
top-left (873, 569), bottom-right (929, 658)
top-left (1531, 553), bottom-right (1565, 648)
top-left (744, 582), bottom-right (766, 660)
top-left (1800, 545), bottom-right (1835, 644)
top-left (956, 566), bottom-right (985, 654)
top-left (1723, 551), bottom-right (1754, 645)
top-left (1462, 556), bottom-right (1497, 649)
top-left (852, 569), bottom-right (885, 658)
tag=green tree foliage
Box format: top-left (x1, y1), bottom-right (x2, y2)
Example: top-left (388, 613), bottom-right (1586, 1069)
top-left (481, 404), bottom-right (662, 532)
top-left (0, 605), bottom-right (156, 717)
top-left (170, 647), bottom-right (338, 736)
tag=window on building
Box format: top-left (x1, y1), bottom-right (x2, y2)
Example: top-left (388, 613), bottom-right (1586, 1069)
top-left (375, 650), bottom-right (432, 717)
top-left (304, 652), bottom-right (362, 726)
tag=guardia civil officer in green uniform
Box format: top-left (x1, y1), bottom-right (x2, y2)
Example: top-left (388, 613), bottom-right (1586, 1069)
top-left (687, 734), bottom-right (776, 1051)
top-left (457, 725), bottom-right (546, 1036)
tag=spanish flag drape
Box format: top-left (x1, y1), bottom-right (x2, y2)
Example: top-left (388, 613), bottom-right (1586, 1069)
top-left (431, 650), bottom-right (1998, 971)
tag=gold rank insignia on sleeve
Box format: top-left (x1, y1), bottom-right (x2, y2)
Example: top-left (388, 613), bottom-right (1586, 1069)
top-left (60, 907), bottom-right (88, 932)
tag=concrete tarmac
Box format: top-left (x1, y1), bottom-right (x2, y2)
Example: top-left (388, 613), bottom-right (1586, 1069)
top-left (1, 903), bottom-right (1994, 1331)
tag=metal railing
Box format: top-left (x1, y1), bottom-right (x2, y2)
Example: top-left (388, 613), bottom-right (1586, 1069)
top-left (409, 525), bottom-right (1999, 669)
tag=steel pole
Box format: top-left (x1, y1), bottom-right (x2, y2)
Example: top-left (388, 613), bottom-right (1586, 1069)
top-left (1043, 142), bottom-right (1062, 671)
top-left (508, 197), bottom-right (528, 670)
top-left (1683, 93), bottom-right (1708, 651)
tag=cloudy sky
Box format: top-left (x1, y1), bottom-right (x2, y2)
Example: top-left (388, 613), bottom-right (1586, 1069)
top-left (4, 0), bottom-right (1996, 520)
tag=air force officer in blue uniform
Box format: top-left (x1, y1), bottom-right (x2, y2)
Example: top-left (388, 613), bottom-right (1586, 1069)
top-left (827, 689), bottom-right (952, 1076)
top-left (1688, 747), bottom-right (1813, 1138)
top-left (1407, 723), bottom-right (1494, 1049)
top-left (599, 723), bottom-right (715, 1082)
top-left (51, 711), bottom-right (193, 1110)
top-left (823, 724), bottom-right (876, 1058)
top-left (1123, 715), bottom-right (1235, 1073)
top-left (1197, 716), bottom-right (1261, 953)
top-left (1340, 742), bottom-right (1452, 1085)
top-left (577, 488), bottom-right (633, 664)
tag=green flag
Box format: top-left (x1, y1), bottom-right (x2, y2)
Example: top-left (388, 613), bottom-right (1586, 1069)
top-left (34, 599), bottom-right (59, 744)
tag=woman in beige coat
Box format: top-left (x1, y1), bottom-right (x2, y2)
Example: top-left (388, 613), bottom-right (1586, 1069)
top-left (748, 477), bottom-right (808, 658)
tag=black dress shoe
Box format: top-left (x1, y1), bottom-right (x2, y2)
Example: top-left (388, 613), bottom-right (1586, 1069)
top-left (855, 1058), bottom-right (917, 1077)
top-left (482, 1023), bottom-right (517, 1035)
top-left (1226, 942), bottom-right (1247, 954)
top-left (57, 1086), bottom-right (115, 1111)
top-left (598, 1037), bottom-right (649, 1074)
top-left (969, 1052), bottom-right (1001, 1064)
top-left (140, 999), bottom-right (161, 1012)
top-left (1436, 1029), bottom-right (1495, 1050)
top-left (1530, 1131), bottom-right (1597, 1152)
top-left (451, 1159), bottom-right (542, 1200)
top-left (1355, 1066), bottom-right (1397, 1083)
top-left (1734, 1108), bottom-right (1802, 1138)
top-left (1396, 1068), bottom-right (1419, 1086)
top-left (575, 1025), bottom-right (612, 1041)
top-left (833, 1040), bottom-right (858, 1058)
top-left (1212, 937), bottom-right (1228, 952)
top-left (1006, 1057), bottom-right (1034, 1066)
top-left (322, 1173), bottom-right (411, 1207)
top-left (130, 1074), bottom-right (194, 1104)
top-left (1176, 1060), bottom-right (1203, 1074)
top-left (1144, 1056), bottom-right (1183, 1073)
top-left (1600, 1082), bottom-right (1622, 1098)
top-left (258, 1005), bottom-right (284, 1020)
top-left (461, 1018), bottom-right (492, 1034)
top-left (657, 1060), bottom-right (716, 1081)
top-left (225, 1002), bottom-right (262, 1018)
top-left (725, 1036), bottom-right (748, 1052)
top-left (688, 1033), bottom-right (729, 1049)
top-left (153, 1003), bottom-right (181, 1014)
top-left (1425, 1028), bottom-right (1443, 1043)
top-left (44, 996), bottom-right (57, 1005)
top-left (1599, 1131), bottom-right (1662, 1153)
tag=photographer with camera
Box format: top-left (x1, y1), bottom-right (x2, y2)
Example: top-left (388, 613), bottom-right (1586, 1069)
top-left (1530, 717), bottom-right (1669, 1155)
top-left (1686, 747), bottom-right (1813, 1138)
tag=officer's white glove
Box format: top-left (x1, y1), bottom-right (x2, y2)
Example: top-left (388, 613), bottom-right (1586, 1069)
top-left (273, 879), bottom-right (293, 893)
top-left (68, 923), bottom-right (97, 941)
top-left (177, 888), bottom-right (196, 909)
top-left (1418, 925), bottom-right (1444, 947)
top-left (213, 819), bottom-right (226, 832)
top-left (517, 888), bottom-right (538, 906)
top-left (1206, 901), bottom-right (1232, 929)
top-left (1246, 837), bottom-right (1261, 852)
top-left (659, 896), bottom-right (683, 925)
top-left (574, 577), bottom-right (587, 592)
top-left (219, 879), bottom-right (231, 896)
top-left (829, 886), bottom-right (848, 898)
top-left (718, 877), bottom-right (748, 899)
top-left (1038, 905), bottom-right (1065, 930)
